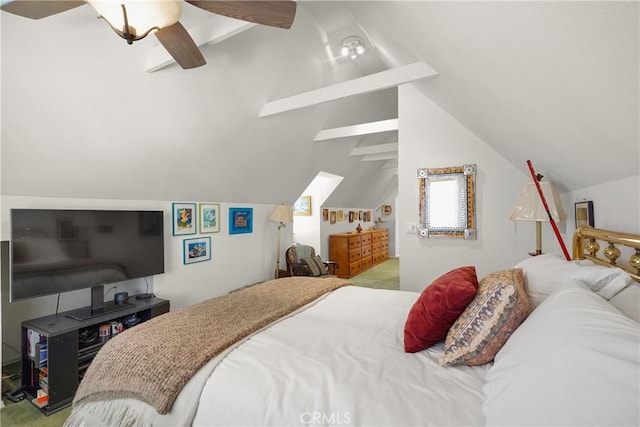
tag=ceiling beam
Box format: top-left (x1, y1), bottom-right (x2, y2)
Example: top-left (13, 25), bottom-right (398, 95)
top-left (383, 160), bottom-right (398, 169)
top-left (350, 143), bottom-right (398, 157)
top-left (145, 19), bottom-right (255, 72)
top-left (361, 153), bottom-right (399, 162)
top-left (259, 61), bottom-right (438, 117)
top-left (315, 119), bottom-right (398, 142)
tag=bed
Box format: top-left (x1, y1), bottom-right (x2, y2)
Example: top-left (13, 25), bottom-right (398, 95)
top-left (64, 226), bottom-right (640, 426)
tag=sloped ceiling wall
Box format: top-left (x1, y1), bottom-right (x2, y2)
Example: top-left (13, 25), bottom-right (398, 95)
top-left (1, 1), bottom-right (638, 206)
top-left (349, 1), bottom-right (639, 191)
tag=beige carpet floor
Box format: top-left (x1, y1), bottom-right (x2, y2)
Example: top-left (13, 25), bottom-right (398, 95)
top-left (349, 257), bottom-right (400, 290)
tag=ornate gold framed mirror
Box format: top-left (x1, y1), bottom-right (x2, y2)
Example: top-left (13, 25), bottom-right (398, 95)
top-left (418, 164), bottom-right (477, 239)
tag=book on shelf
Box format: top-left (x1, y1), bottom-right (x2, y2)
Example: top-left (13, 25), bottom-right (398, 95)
top-left (27, 329), bottom-right (45, 358)
top-left (32, 393), bottom-right (48, 408)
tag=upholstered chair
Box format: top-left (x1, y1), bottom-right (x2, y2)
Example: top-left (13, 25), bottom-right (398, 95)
top-left (285, 244), bottom-right (338, 277)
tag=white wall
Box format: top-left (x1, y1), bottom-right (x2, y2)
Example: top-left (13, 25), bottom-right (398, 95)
top-left (319, 207), bottom-right (377, 260)
top-left (562, 175), bottom-right (640, 234)
top-left (398, 84), bottom-right (640, 293)
top-left (398, 84), bottom-right (532, 292)
top-left (292, 172), bottom-right (343, 258)
top-left (0, 196), bottom-right (289, 363)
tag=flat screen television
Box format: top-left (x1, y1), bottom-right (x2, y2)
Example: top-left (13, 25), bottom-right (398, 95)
top-left (10, 209), bottom-right (164, 320)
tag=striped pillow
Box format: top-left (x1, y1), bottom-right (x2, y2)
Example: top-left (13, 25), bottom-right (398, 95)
top-left (303, 256), bottom-right (328, 277)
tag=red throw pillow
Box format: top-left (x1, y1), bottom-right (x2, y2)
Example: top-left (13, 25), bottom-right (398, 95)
top-left (404, 266), bottom-right (479, 353)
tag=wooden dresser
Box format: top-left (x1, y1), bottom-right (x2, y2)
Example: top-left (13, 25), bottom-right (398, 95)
top-left (329, 229), bottom-right (389, 278)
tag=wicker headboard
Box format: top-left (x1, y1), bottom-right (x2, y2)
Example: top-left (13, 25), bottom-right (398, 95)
top-left (572, 225), bottom-right (640, 282)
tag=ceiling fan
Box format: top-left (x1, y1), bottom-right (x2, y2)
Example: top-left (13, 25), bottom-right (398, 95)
top-left (1, 0), bottom-right (297, 69)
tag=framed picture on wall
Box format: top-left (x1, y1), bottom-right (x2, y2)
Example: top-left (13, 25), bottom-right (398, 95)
top-left (229, 207), bottom-right (253, 234)
top-left (199, 203), bottom-right (220, 233)
top-left (382, 204), bottom-right (392, 216)
top-left (294, 196), bottom-right (311, 216)
top-left (183, 237), bottom-right (211, 264)
top-left (322, 208), bottom-right (329, 221)
top-left (172, 202), bottom-right (196, 236)
top-left (337, 210), bottom-right (344, 221)
top-left (330, 211), bottom-right (337, 224)
top-left (575, 201), bottom-right (594, 229)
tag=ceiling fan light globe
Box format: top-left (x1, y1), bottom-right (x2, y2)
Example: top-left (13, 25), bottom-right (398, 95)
top-left (88, 0), bottom-right (182, 41)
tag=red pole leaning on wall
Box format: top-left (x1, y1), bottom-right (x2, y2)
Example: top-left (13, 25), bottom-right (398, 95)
top-left (526, 160), bottom-right (571, 261)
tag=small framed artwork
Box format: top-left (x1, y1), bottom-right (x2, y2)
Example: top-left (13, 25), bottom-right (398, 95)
top-left (199, 203), bottom-right (220, 233)
top-left (575, 201), bottom-right (594, 229)
top-left (337, 210), bottom-right (344, 222)
top-left (358, 210), bottom-right (363, 221)
top-left (349, 211), bottom-right (354, 223)
top-left (330, 211), bottom-right (337, 224)
top-left (294, 196), bottom-right (312, 216)
top-left (229, 207), bottom-right (253, 234)
top-left (183, 237), bottom-right (211, 264)
top-left (172, 202), bottom-right (196, 236)
top-left (382, 204), bottom-right (392, 216)
top-left (322, 208), bottom-right (329, 222)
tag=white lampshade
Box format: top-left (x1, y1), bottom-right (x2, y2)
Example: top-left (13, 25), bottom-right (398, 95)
top-left (88, 0), bottom-right (181, 39)
top-left (270, 204), bottom-right (293, 224)
top-left (510, 182), bottom-right (566, 222)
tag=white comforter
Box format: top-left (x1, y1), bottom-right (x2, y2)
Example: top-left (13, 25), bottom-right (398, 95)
top-left (192, 286), bottom-right (489, 426)
top-left (67, 286), bottom-right (489, 426)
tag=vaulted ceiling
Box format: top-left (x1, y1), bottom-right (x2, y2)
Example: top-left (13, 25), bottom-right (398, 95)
top-left (1, 1), bottom-right (637, 207)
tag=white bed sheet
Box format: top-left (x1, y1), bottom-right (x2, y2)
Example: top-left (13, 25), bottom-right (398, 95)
top-left (192, 286), bottom-right (490, 426)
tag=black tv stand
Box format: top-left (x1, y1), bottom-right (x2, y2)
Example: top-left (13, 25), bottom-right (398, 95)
top-left (66, 301), bottom-right (135, 321)
top-left (22, 296), bottom-right (169, 415)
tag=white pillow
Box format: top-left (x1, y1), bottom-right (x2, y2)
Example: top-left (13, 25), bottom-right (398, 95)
top-left (483, 283), bottom-right (640, 426)
top-left (515, 254), bottom-right (632, 306)
top-left (589, 268), bottom-right (634, 300)
top-left (609, 282), bottom-right (640, 322)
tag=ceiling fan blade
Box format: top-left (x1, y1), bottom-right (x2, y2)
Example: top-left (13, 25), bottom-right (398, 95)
top-left (155, 22), bottom-right (207, 70)
top-left (186, 1), bottom-right (296, 29)
top-left (1, 0), bottom-right (84, 19)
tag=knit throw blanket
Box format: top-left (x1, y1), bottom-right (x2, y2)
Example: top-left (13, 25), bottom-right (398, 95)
top-left (73, 277), bottom-right (351, 415)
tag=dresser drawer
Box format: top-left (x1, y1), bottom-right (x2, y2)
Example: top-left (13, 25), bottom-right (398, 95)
top-left (349, 260), bottom-right (362, 275)
top-left (361, 234), bottom-right (372, 246)
top-left (348, 247), bottom-right (361, 260)
top-left (372, 242), bottom-right (381, 253)
top-left (361, 255), bottom-right (373, 269)
top-left (372, 252), bottom-right (383, 264)
top-left (348, 235), bottom-right (362, 249)
top-left (361, 245), bottom-right (372, 257)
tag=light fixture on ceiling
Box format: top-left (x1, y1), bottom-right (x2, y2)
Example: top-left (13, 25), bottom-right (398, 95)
top-left (87, 0), bottom-right (181, 44)
top-left (340, 35), bottom-right (366, 60)
top-left (509, 177), bottom-right (566, 256)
